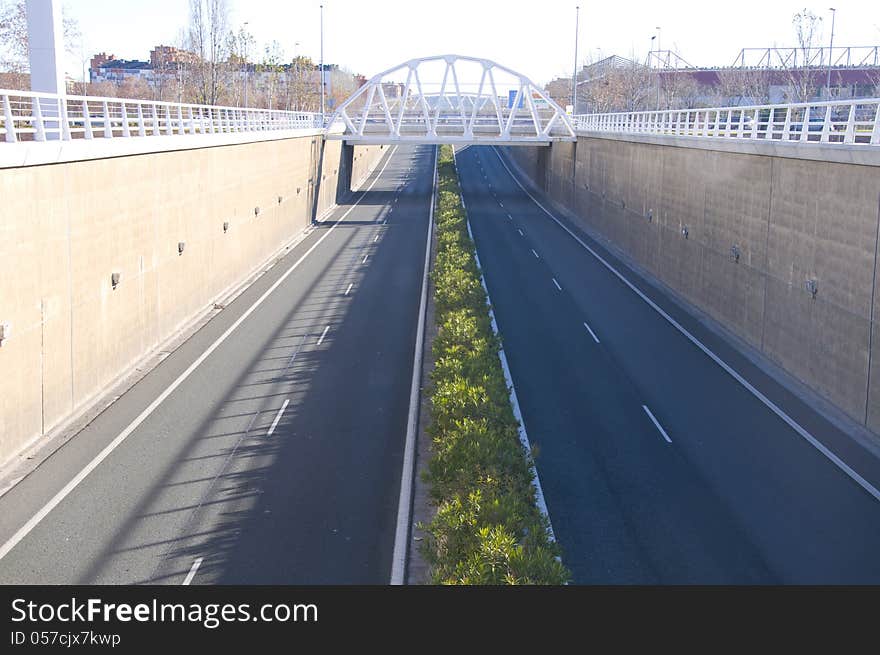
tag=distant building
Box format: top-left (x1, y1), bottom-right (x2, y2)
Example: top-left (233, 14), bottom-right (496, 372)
top-left (90, 50), bottom-right (165, 87)
top-left (149, 45), bottom-right (198, 69)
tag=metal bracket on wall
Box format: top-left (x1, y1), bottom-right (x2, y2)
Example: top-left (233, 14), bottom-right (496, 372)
top-left (805, 278), bottom-right (819, 298)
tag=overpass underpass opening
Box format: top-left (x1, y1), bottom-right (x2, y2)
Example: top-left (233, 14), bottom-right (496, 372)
top-left (325, 55), bottom-right (576, 146)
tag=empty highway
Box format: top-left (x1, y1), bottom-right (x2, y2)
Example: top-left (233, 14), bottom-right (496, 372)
top-left (0, 144), bottom-right (434, 585)
top-left (456, 144), bottom-right (880, 584)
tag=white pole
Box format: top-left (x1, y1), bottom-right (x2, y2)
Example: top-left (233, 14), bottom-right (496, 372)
top-left (320, 3), bottom-right (325, 123)
top-left (26, 0), bottom-right (64, 140)
top-left (571, 5), bottom-right (579, 113)
top-left (243, 22), bottom-right (249, 107)
top-left (826, 8), bottom-right (836, 99)
top-left (655, 26), bottom-right (661, 110)
top-left (26, 0), bottom-right (65, 94)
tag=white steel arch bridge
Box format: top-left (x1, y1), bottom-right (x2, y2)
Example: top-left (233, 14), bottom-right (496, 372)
top-left (325, 55), bottom-right (576, 146)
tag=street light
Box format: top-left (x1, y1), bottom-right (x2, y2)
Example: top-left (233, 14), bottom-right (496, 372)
top-left (655, 26), bottom-right (661, 110)
top-left (826, 7), bottom-right (836, 99)
top-left (571, 5), bottom-right (580, 114)
top-left (320, 3), bottom-right (325, 124)
top-left (294, 41), bottom-right (300, 111)
top-left (650, 34), bottom-right (659, 110)
top-left (243, 21), bottom-right (249, 108)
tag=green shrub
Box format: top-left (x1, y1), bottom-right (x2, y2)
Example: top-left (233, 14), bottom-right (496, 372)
top-left (421, 145), bottom-right (570, 585)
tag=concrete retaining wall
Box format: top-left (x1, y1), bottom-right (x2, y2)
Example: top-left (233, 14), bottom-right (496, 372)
top-left (506, 136), bottom-right (880, 431)
top-left (0, 136), bottom-right (385, 465)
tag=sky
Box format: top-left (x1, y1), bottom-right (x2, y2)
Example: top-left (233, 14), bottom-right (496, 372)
top-left (60, 0), bottom-right (880, 85)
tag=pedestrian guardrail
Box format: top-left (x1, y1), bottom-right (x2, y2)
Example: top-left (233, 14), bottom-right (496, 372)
top-left (573, 98), bottom-right (880, 145)
top-left (0, 89), bottom-right (323, 143)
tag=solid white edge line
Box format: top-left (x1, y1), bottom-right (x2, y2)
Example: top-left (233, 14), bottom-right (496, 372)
top-left (552, 278), bottom-right (562, 291)
top-left (454, 147), bottom-right (560, 548)
top-left (643, 405), bottom-right (673, 444)
top-left (0, 145), bottom-right (401, 564)
top-left (390, 146), bottom-right (437, 585)
top-left (492, 146), bottom-right (880, 504)
top-left (182, 556), bottom-right (203, 585)
top-left (266, 399), bottom-right (290, 437)
top-left (316, 325), bottom-right (330, 346)
top-left (584, 322), bottom-right (600, 343)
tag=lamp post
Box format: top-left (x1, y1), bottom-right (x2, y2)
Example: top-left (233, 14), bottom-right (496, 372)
top-left (571, 5), bottom-right (580, 114)
top-left (655, 26), bottom-right (661, 110)
top-left (293, 41), bottom-right (300, 111)
top-left (826, 7), bottom-right (836, 99)
top-left (320, 3), bottom-right (325, 123)
top-left (243, 21), bottom-right (249, 107)
top-left (650, 34), bottom-right (657, 110)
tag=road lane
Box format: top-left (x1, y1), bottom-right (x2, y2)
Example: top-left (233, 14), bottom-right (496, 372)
top-left (457, 144), bottom-right (880, 584)
top-left (0, 144), bottom-right (435, 585)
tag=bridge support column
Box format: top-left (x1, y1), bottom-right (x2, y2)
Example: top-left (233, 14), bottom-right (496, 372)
top-left (338, 143), bottom-right (354, 202)
top-left (26, 0), bottom-right (65, 140)
top-left (535, 145), bottom-right (549, 191)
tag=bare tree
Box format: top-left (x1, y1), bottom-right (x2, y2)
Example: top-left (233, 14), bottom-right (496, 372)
top-left (150, 55), bottom-right (175, 102)
top-left (186, 0), bottom-right (231, 105)
top-left (258, 40), bottom-right (285, 110)
top-left (327, 67), bottom-right (358, 111)
top-left (715, 68), bottom-right (770, 106)
top-left (865, 68), bottom-right (880, 99)
top-left (227, 24), bottom-right (255, 106)
top-left (785, 8), bottom-right (824, 102)
top-left (663, 71), bottom-right (707, 109)
top-left (288, 55), bottom-right (321, 112)
top-left (117, 75), bottom-right (153, 101)
top-left (574, 53), bottom-right (655, 113)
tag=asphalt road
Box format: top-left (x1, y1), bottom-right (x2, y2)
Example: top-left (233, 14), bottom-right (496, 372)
top-left (456, 144), bottom-right (880, 584)
top-left (0, 144), bottom-right (435, 585)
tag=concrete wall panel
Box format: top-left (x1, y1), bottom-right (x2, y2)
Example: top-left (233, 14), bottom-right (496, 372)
top-left (505, 136), bottom-right (880, 431)
top-left (0, 134), bottom-right (385, 466)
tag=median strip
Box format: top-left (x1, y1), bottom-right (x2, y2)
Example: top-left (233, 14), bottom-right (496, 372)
top-left (419, 145), bottom-right (569, 585)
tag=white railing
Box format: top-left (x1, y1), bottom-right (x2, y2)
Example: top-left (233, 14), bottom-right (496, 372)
top-left (573, 98), bottom-right (880, 145)
top-left (0, 89), bottom-right (323, 143)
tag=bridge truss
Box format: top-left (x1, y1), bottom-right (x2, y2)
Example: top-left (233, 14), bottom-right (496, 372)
top-left (325, 55), bottom-right (576, 145)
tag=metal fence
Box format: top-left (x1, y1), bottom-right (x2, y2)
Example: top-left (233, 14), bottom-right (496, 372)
top-left (573, 98), bottom-right (880, 145)
top-left (1, 89), bottom-right (323, 143)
